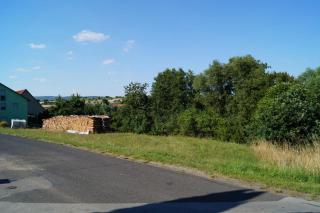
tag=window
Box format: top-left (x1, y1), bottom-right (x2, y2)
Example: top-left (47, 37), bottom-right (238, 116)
top-left (0, 89), bottom-right (5, 101)
top-left (12, 103), bottom-right (19, 113)
top-left (0, 103), bottom-right (6, 111)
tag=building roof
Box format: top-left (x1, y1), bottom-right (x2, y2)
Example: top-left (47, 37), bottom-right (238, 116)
top-left (0, 83), bottom-right (28, 101)
top-left (15, 89), bottom-right (45, 111)
top-left (16, 89), bottom-right (27, 95)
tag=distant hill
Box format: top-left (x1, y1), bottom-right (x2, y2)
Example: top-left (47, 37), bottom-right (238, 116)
top-left (35, 96), bottom-right (117, 101)
top-left (35, 96), bottom-right (59, 101)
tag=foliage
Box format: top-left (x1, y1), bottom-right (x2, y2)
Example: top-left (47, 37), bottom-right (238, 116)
top-left (50, 94), bottom-right (84, 116)
top-left (0, 121), bottom-right (8, 128)
top-left (49, 94), bottom-right (111, 116)
top-left (177, 108), bottom-right (197, 136)
top-left (177, 108), bottom-right (226, 138)
top-left (267, 71), bottom-right (294, 85)
top-left (151, 68), bottom-right (194, 134)
top-left (193, 55), bottom-right (291, 142)
top-left (251, 67), bottom-right (320, 143)
top-left (46, 55), bottom-right (320, 144)
top-left (111, 56), bottom-right (295, 143)
top-left (193, 60), bottom-right (231, 114)
top-left (84, 99), bottom-right (111, 115)
top-left (297, 67), bottom-right (320, 122)
top-left (252, 82), bottom-right (317, 143)
top-left (112, 82), bottom-right (151, 134)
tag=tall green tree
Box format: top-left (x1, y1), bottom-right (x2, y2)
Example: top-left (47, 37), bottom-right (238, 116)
top-left (151, 68), bottom-right (194, 134)
top-left (112, 82), bottom-right (151, 133)
top-left (193, 60), bottom-right (232, 115)
top-left (193, 55), bottom-right (293, 142)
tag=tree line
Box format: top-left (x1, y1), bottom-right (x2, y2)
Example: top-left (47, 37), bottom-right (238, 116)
top-left (49, 95), bottom-right (112, 117)
top-left (50, 55), bottom-right (320, 144)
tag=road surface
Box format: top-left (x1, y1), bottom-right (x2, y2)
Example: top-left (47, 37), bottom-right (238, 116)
top-left (0, 134), bottom-right (319, 212)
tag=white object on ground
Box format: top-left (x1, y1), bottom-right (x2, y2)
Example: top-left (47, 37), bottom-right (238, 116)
top-left (66, 130), bottom-right (89, 135)
top-left (11, 119), bottom-right (27, 129)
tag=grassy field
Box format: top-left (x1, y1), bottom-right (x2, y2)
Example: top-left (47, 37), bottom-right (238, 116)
top-left (0, 128), bottom-right (319, 198)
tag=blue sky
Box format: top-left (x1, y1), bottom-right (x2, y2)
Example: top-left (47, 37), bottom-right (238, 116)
top-left (1, 0), bottom-right (320, 96)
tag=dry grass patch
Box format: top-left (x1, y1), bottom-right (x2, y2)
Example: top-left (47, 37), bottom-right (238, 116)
top-left (252, 140), bottom-right (320, 175)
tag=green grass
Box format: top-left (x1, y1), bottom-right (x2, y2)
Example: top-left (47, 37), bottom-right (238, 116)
top-left (0, 128), bottom-right (319, 197)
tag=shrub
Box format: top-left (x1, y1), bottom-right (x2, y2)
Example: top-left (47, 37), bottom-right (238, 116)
top-left (195, 109), bottom-right (224, 138)
top-left (177, 108), bottom-right (197, 136)
top-left (0, 121), bottom-right (8, 128)
top-left (223, 116), bottom-right (248, 143)
top-left (252, 83), bottom-right (317, 144)
top-left (177, 108), bottom-right (225, 138)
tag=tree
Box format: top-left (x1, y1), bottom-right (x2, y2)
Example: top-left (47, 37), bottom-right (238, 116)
top-left (267, 71), bottom-right (294, 86)
top-left (112, 82), bottom-right (151, 133)
top-left (193, 61), bottom-right (232, 115)
top-left (297, 67), bottom-right (320, 116)
top-left (193, 56), bottom-right (271, 142)
top-left (50, 94), bottom-right (85, 116)
top-left (151, 68), bottom-right (194, 134)
top-left (84, 100), bottom-right (111, 115)
top-left (50, 94), bottom-right (111, 116)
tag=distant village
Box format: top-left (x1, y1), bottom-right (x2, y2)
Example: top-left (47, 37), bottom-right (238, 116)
top-left (40, 96), bottom-right (124, 110)
top-left (0, 82), bottom-right (123, 131)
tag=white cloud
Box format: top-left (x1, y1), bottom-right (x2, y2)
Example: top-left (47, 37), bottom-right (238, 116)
top-left (73, 30), bottom-right (110, 42)
top-left (123, 40), bottom-right (135, 52)
top-left (16, 66), bottom-right (41, 72)
top-left (16, 67), bottom-right (28, 72)
top-left (103, 58), bottom-right (115, 65)
top-left (33, 77), bottom-right (47, 83)
top-left (9, 75), bottom-right (18, 79)
top-left (29, 43), bottom-right (46, 49)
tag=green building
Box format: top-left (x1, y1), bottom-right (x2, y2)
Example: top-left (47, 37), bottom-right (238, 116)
top-left (0, 83), bottom-right (28, 124)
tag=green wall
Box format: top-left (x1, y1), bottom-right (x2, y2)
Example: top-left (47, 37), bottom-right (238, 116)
top-left (0, 83), bottom-right (28, 124)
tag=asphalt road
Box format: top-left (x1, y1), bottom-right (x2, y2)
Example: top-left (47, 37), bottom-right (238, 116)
top-left (0, 134), bottom-right (319, 213)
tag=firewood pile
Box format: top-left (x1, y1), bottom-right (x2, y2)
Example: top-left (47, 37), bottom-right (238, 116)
top-left (42, 115), bottom-right (111, 134)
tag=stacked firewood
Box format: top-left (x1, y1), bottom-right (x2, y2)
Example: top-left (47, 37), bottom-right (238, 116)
top-left (42, 115), bottom-right (110, 133)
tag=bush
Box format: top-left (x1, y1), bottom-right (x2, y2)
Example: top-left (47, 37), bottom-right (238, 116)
top-left (0, 121), bottom-right (8, 128)
top-left (177, 108), bottom-right (197, 136)
top-left (222, 116), bottom-right (248, 143)
top-left (252, 83), bottom-right (317, 144)
top-left (177, 108), bottom-right (225, 138)
top-left (195, 109), bottom-right (224, 138)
